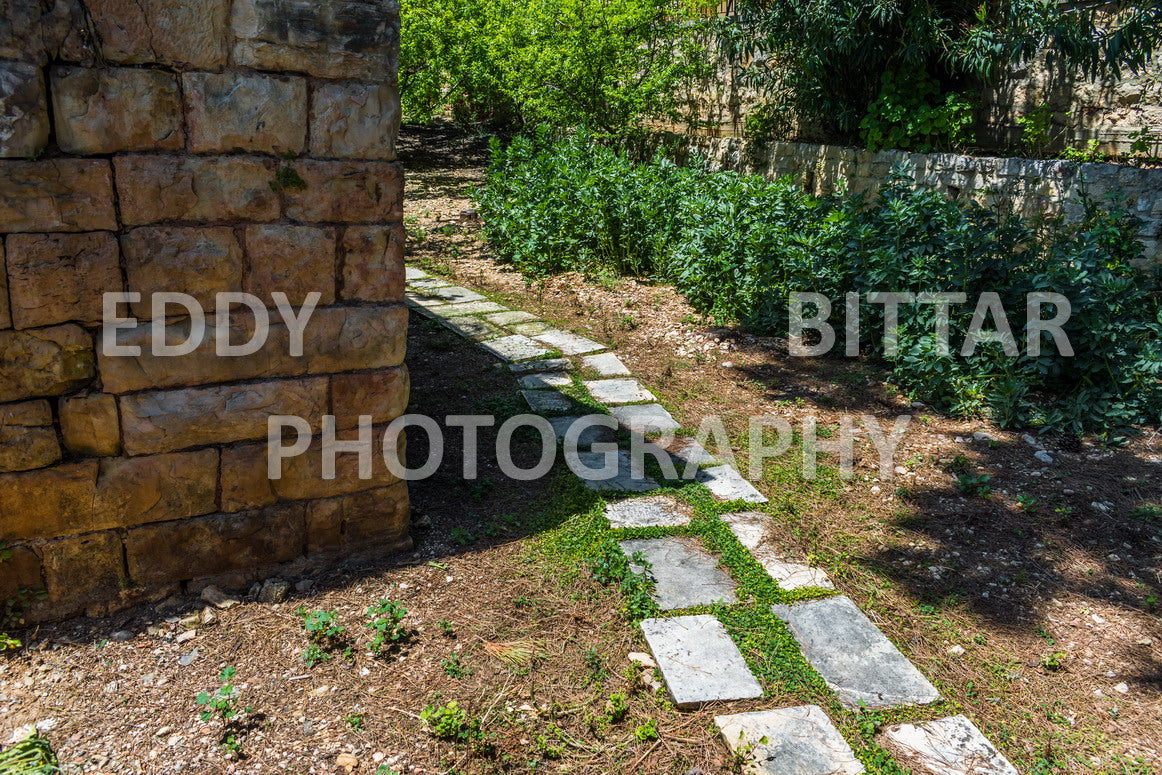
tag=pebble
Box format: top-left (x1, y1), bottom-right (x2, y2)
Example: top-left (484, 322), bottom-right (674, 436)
top-left (175, 630), bottom-right (196, 643)
top-left (1034, 450), bottom-right (1054, 464)
top-left (947, 645), bottom-right (966, 657)
top-left (178, 648), bottom-right (199, 666)
top-left (110, 630), bottom-right (134, 642)
top-left (628, 651), bottom-right (657, 669)
top-left (972, 432), bottom-right (995, 442)
top-left (1115, 682), bottom-right (1130, 694)
top-left (721, 361), bottom-right (734, 369)
top-left (257, 578), bottom-right (291, 604)
top-left (200, 586), bottom-right (239, 609)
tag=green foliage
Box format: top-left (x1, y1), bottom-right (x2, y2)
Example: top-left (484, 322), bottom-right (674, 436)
top-left (270, 164), bottom-right (307, 192)
top-left (400, 0), bottom-right (709, 132)
top-left (1017, 103), bottom-right (1055, 156)
top-left (1060, 139), bottom-right (1108, 164)
top-left (296, 608), bottom-right (347, 667)
top-left (441, 654), bottom-right (472, 678)
top-left (719, 0), bottom-right (1162, 143)
top-left (421, 700), bottom-right (481, 742)
top-left (195, 667), bottom-right (252, 723)
top-left (477, 134), bottom-right (1162, 434)
top-left (956, 473), bottom-right (993, 498)
top-left (587, 542), bottom-right (657, 620)
top-left (633, 718), bottom-right (659, 742)
top-left (366, 601), bottom-right (409, 656)
top-left (860, 68), bottom-right (975, 152)
top-left (606, 692), bottom-right (629, 723)
top-left (0, 732), bottom-right (58, 773)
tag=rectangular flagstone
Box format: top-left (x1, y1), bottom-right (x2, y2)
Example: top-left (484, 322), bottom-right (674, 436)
top-left (425, 300), bottom-right (508, 318)
top-left (441, 315), bottom-right (505, 341)
top-left (531, 328), bottom-right (606, 355)
top-left (521, 389), bottom-right (576, 414)
top-left (518, 372), bottom-right (573, 389)
top-left (584, 378), bottom-right (655, 405)
top-left (405, 266), bottom-right (429, 280)
top-left (484, 310), bottom-right (538, 326)
top-left (878, 715), bottom-right (1017, 775)
top-left (548, 415), bottom-right (616, 446)
top-left (405, 285), bottom-right (486, 306)
top-left (605, 495), bottom-right (690, 528)
top-left (575, 449), bottom-right (658, 492)
top-left (621, 536), bottom-right (737, 609)
top-left (481, 335), bottom-right (551, 362)
top-left (697, 465), bottom-right (768, 503)
top-left (408, 276), bottom-right (453, 291)
top-left (665, 437), bottom-right (717, 470)
top-left (716, 706), bottom-right (865, 775)
top-left (770, 596), bottom-right (940, 709)
top-left (721, 512), bottom-right (833, 590)
top-left (509, 357), bottom-right (572, 375)
top-left (581, 352), bottom-right (630, 376)
top-left (640, 615), bottom-right (763, 709)
top-left (609, 403), bottom-right (679, 434)
top-left (510, 321), bottom-right (552, 336)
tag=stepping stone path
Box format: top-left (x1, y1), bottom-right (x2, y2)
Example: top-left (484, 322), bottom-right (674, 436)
top-left (771, 596), bottom-right (941, 709)
top-left (721, 512), bottom-right (833, 590)
top-left (640, 615), bottom-right (762, 708)
top-left (403, 265), bottom-right (1008, 770)
top-left (716, 706), bottom-right (865, 775)
top-left (620, 537), bottom-right (737, 609)
top-left (878, 715), bottom-right (1018, 775)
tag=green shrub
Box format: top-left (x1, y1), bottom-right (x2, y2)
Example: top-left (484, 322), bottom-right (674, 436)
top-left (475, 133), bottom-right (1162, 435)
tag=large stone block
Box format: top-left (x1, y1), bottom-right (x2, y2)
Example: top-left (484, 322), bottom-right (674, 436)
top-left (86, 0), bottom-right (230, 68)
top-left (114, 155), bottom-right (280, 226)
top-left (0, 0), bottom-right (93, 64)
top-left (332, 366), bottom-right (409, 429)
top-left (5, 232), bottom-right (122, 328)
top-left (0, 159), bottom-right (116, 232)
top-left (0, 450), bottom-right (219, 541)
top-left (0, 325), bottom-right (94, 403)
top-left (310, 81), bottom-right (399, 160)
top-left (340, 225), bottom-right (405, 302)
top-left (0, 400), bottom-right (60, 472)
top-left (125, 503), bottom-right (307, 584)
top-left (40, 531), bottom-right (124, 618)
top-left (120, 377), bottom-right (329, 455)
top-left (0, 63), bottom-right (50, 158)
top-left (283, 160), bottom-right (402, 223)
top-left (121, 227), bottom-right (244, 318)
top-left (183, 72), bottom-right (307, 154)
top-left (231, 0), bottom-right (400, 80)
top-left (0, 544), bottom-right (42, 602)
top-left (0, 242), bottom-right (9, 329)
top-left (51, 66), bottom-right (183, 154)
top-left (243, 225), bottom-right (336, 305)
top-left (59, 393), bottom-right (121, 456)
top-left (302, 304), bottom-right (408, 373)
top-left (306, 481), bottom-right (410, 554)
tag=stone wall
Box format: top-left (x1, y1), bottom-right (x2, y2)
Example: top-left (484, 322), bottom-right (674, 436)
top-left (0, 0), bottom-right (410, 623)
top-left (631, 134), bottom-right (1162, 263)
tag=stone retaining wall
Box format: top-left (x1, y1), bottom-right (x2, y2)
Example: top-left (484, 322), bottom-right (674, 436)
top-left (632, 133), bottom-right (1162, 263)
top-left (0, 0), bottom-right (410, 623)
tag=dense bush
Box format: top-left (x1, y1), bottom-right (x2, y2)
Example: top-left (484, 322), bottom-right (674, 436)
top-left (475, 132), bottom-right (1162, 435)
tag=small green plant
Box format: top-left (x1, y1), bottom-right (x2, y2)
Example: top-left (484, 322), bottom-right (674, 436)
top-left (270, 164), bottom-right (307, 192)
top-left (366, 600), bottom-right (409, 656)
top-left (1017, 103), bottom-right (1054, 156)
top-left (589, 543), bottom-right (656, 620)
top-left (437, 619), bottom-right (455, 636)
top-left (1016, 493), bottom-right (1037, 512)
top-left (583, 646), bottom-right (609, 684)
top-left (1129, 126), bottom-right (1159, 157)
top-left (421, 700), bottom-right (481, 743)
top-left (344, 712), bottom-right (365, 730)
top-left (196, 667), bottom-right (252, 722)
top-left (860, 67), bottom-right (975, 152)
top-left (374, 767), bottom-right (401, 775)
top-left (633, 718), bottom-right (659, 742)
top-left (441, 654), bottom-right (472, 678)
top-left (1061, 139), bottom-right (1107, 163)
top-left (956, 472), bottom-right (992, 498)
top-left (606, 692), bottom-right (629, 723)
top-left (296, 608), bottom-right (347, 667)
top-left (0, 732), bottom-right (58, 772)
top-left (450, 527), bottom-right (476, 546)
top-left (1040, 651), bottom-right (1068, 671)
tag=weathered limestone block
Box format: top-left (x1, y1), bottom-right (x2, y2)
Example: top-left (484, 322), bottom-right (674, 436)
top-left (39, 531), bottom-right (124, 618)
top-left (114, 155), bottom-right (279, 226)
top-left (0, 544), bottom-right (42, 602)
top-left (121, 227), bottom-right (244, 317)
top-left (0, 451), bottom-right (219, 540)
top-left (0, 325), bottom-right (93, 403)
top-left (125, 503), bottom-right (307, 585)
top-left (183, 72), bottom-right (307, 154)
top-left (0, 0), bottom-right (93, 64)
top-left (59, 393), bottom-right (121, 456)
top-left (310, 81), bottom-right (399, 159)
top-left (120, 377), bottom-right (328, 455)
top-left (306, 481), bottom-right (410, 554)
top-left (0, 242), bottom-right (10, 329)
top-left (332, 366), bottom-right (409, 429)
top-left (0, 400), bottom-right (60, 472)
top-left (51, 67), bottom-right (183, 154)
top-left (243, 225), bottom-right (336, 304)
top-left (283, 160), bottom-right (402, 222)
top-left (0, 63), bottom-right (50, 158)
top-left (302, 305), bottom-right (408, 373)
top-left (85, 0), bottom-right (230, 68)
top-left (231, 0), bottom-right (400, 80)
top-left (0, 160), bottom-right (116, 232)
top-left (5, 232), bottom-right (122, 328)
top-left (340, 225), bottom-right (405, 302)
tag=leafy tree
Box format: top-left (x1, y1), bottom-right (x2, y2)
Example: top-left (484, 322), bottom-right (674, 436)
top-left (718, 0), bottom-right (1162, 143)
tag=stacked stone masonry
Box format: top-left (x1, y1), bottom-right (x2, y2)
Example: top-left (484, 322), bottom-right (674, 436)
top-left (0, 0), bottom-right (409, 623)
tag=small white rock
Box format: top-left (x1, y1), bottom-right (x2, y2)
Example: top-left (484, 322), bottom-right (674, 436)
top-left (947, 645), bottom-right (966, 657)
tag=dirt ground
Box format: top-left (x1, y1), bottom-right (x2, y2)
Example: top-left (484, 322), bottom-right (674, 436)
top-left (1, 123), bottom-right (1160, 775)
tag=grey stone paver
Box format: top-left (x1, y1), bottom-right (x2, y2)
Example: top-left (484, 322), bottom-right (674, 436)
top-left (581, 352), bottom-right (631, 376)
top-left (521, 389), bottom-right (576, 414)
top-left (548, 416), bottom-right (616, 446)
top-left (531, 328), bottom-right (606, 355)
top-left (441, 315), bottom-right (505, 341)
top-left (408, 276), bottom-right (453, 291)
top-left (770, 596), bottom-right (940, 709)
top-left (879, 715), bottom-right (1017, 775)
top-left (609, 403), bottom-right (680, 434)
top-left (573, 450), bottom-right (659, 492)
top-left (425, 300), bottom-right (508, 317)
top-left (405, 266), bottom-right (428, 280)
top-left (721, 512), bottom-right (833, 590)
top-left (480, 335), bottom-right (551, 362)
top-left (716, 706), bottom-right (865, 775)
top-left (697, 465), bottom-right (768, 503)
top-left (405, 285), bottom-right (485, 306)
top-left (510, 321), bottom-right (552, 336)
top-left (517, 372), bottom-right (573, 389)
top-left (640, 615), bottom-right (763, 709)
top-left (484, 310), bottom-right (538, 326)
top-left (583, 378), bottom-right (655, 405)
top-left (665, 437), bottom-right (717, 469)
top-left (621, 537), bottom-right (737, 609)
top-left (604, 496), bottom-right (690, 528)
top-left (509, 357), bottom-right (572, 374)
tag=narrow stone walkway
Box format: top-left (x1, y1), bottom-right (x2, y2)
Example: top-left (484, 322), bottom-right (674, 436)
top-left (404, 266), bottom-right (1017, 775)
